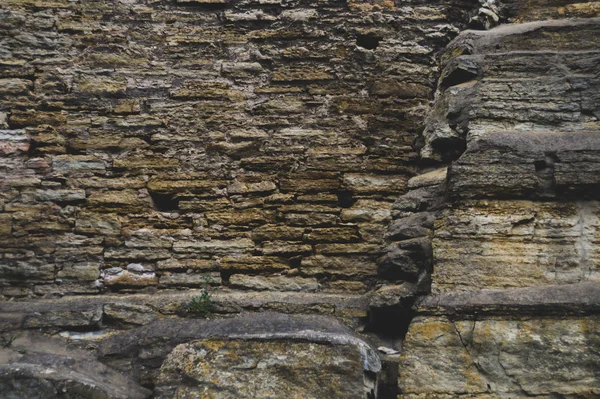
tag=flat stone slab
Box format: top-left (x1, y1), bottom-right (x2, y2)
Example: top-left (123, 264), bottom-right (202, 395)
top-left (99, 312), bottom-right (381, 396)
top-left (0, 333), bottom-right (150, 399)
top-left (0, 290), bottom-right (369, 332)
top-left (418, 282), bottom-right (600, 316)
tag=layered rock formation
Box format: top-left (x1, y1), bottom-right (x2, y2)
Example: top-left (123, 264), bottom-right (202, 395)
top-left (0, 0), bottom-right (599, 398)
top-left (390, 12), bottom-right (600, 399)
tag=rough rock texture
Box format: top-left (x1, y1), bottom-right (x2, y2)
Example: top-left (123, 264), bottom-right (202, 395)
top-left (394, 10), bottom-right (600, 399)
top-left (98, 312), bottom-right (381, 396)
top-left (399, 314), bottom-right (600, 398)
top-left (0, 0), bottom-right (482, 298)
top-left (0, 0), bottom-right (599, 398)
top-left (156, 339), bottom-right (373, 399)
top-left (0, 333), bottom-right (151, 399)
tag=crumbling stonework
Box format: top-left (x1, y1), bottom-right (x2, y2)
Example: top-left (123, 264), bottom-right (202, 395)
top-left (1, 0), bottom-right (600, 398)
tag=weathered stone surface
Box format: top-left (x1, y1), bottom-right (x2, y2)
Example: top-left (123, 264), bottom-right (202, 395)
top-left (370, 282), bottom-right (417, 309)
top-left (98, 313), bottom-right (380, 399)
top-left (422, 19), bottom-right (600, 163)
top-left (21, 304), bottom-right (103, 329)
top-left (103, 302), bottom-right (158, 326)
top-left (386, 212), bottom-right (435, 240)
top-left (0, 334), bottom-right (150, 399)
top-left (159, 271), bottom-right (221, 287)
top-left (103, 269), bottom-right (158, 287)
top-left (300, 255), bottom-right (378, 279)
top-left (432, 200), bottom-right (600, 293)
top-left (378, 237), bottom-right (433, 281)
top-left (229, 274), bottom-right (319, 292)
top-left (399, 315), bottom-right (600, 398)
top-left (156, 339), bottom-right (369, 399)
top-left (449, 131), bottom-right (600, 199)
top-left (173, 238), bottom-right (254, 255)
top-left (1, 1), bottom-right (599, 397)
top-left (418, 282), bottom-right (600, 316)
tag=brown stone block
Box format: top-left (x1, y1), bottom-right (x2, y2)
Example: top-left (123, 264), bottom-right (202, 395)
top-left (303, 227), bottom-right (360, 243)
top-left (399, 315), bottom-right (600, 398)
top-left (229, 274), bottom-right (319, 292)
top-left (300, 255), bottom-right (377, 278)
top-left (283, 212), bottom-right (340, 227)
top-left (0, 78), bottom-right (32, 95)
top-left (159, 272), bottom-right (221, 287)
top-left (280, 173), bottom-right (340, 193)
top-left (342, 173), bottom-right (408, 194)
top-left (251, 225), bottom-right (305, 242)
top-left (261, 241), bottom-right (313, 256)
top-left (114, 157), bottom-right (179, 170)
top-left (104, 269), bottom-right (158, 287)
top-left (205, 209), bottom-right (276, 226)
top-left (9, 110), bottom-right (67, 128)
top-left (219, 256), bottom-right (290, 272)
top-left (369, 79), bottom-right (431, 98)
top-left (432, 200), bottom-right (600, 293)
top-left (170, 81), bottom-right (243, 101)
top-left (272, 66), bottom-right (334, 82)
top-left (77, 76), bottom-right (128, 96)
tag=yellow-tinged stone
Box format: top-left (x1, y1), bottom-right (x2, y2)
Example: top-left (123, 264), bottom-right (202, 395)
top-left (0, 214), bottom-right (12, 235)
top-left (78, 76), bottom-right (128, 96)
top-left (156, 339), bottom-right (369, 399)
top-left (170, 82), bottom-right (244, 101)
top-left (432, 200), bottom-right (600, 293)
top-left (272, 67), bottom-right (334, 82)
top-left (147, 179), bottom-right (218, 193)
top-left (399, 315), bottom-right (600, 397)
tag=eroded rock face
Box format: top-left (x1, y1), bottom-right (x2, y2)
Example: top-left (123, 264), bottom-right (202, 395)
top-left (156, 339), bottom-right (374, 399)
top-left (0, 0), bottom-right (599, 398)
top-left (99, 312), bottom-right (380, 397)
top-left (432, 200), bottom-right (600, 293)
top-left (0, 350), bottom-right (150, 399)
top-left (0, 0), bottom-right (485, 299)
top-left (399, 315), bottom-right (600, 398)
top-left (392, 11), bottom-right (600, 399)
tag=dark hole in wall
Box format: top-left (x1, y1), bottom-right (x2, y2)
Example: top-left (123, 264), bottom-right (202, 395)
top-left (337, 190), bottom-right (356, 208)
top-left (150, 192), bottom-right (179, 211)
top-left (440, 67), bottom-right (478, 89)
top-left (365, 305), bottom-right (415, 399)
top-left (431, 136), bottom-right (467, 163)
top-left (365, 306), bottom-right (414, 346)
top-left (356, 34), bottom-right (381, 50)
top-left (220, 270), bottom-right (233, 285)
top-left (534, 160), bottom-right (547, 172)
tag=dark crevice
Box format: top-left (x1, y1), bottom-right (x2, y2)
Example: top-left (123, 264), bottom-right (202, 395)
top-left (356, 34), bottom-right (381, 50)
top-left (219, 270), bottom-right (232, 284)
top-left (440, 66), bottom-right (478, 89)
top-left (431, 136), bottom-right (467, 163)
top-left (149, 192), bottom-right (179, 211)
top-left (364, 305), bottom-right (414, 344)
top-left (337, 190), bottom-right (356, 208)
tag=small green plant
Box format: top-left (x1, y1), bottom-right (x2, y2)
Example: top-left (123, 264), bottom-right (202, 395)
top-left (187, 288), bottom-right (215, 316)
top-left (17, 348), bottom-right (28, 355)
top-left (1, 335), bottom-right (16, 348)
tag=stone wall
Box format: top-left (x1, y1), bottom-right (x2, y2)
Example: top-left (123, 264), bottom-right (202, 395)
top-left (0, 0), bottom-right (479, 298)
top-left (1, 0), bottom-right (600, 398)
